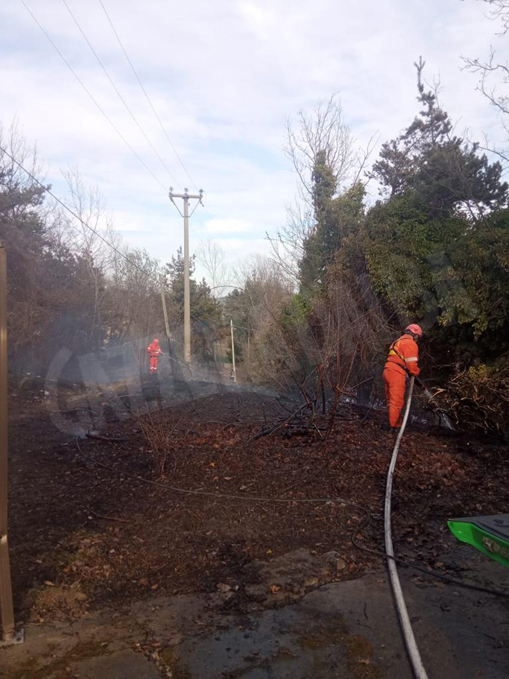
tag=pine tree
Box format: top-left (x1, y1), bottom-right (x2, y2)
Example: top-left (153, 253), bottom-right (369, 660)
top-left (371, 58), bottom-right (508, 218)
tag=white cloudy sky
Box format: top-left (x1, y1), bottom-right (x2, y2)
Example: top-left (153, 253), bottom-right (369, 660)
top-left (1, 0), bottom-right (508, 279)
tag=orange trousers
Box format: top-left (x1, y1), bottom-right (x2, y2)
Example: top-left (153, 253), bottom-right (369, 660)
top-left (150, 355), bottom-right (159, 373)
top-left (383, 365), bottom-right (406, 428)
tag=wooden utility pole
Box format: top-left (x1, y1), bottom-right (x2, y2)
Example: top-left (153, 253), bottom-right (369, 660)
top-left (169, 188), bottom-right (204, 365)
top-left (0, 242), bottom-right (15, 643)
top-left (160, 288), bottom-right (175, 378)
top-left (161, 288), bottom-right (171, 341)
top-left (230, 319), bottom-right (237, 383)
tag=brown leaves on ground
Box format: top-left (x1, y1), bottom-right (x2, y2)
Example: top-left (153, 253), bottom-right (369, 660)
top-left (7, 391), bottom-right (509, 623)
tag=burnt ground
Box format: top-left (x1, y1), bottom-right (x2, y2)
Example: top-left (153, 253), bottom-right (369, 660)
top-left (6, 378), bottom-right (509, 629)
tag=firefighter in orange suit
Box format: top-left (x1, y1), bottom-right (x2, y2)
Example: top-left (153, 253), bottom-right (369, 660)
top-left (383, 324), bottom-right (422, 430)
top-left (147, 338), bottom-right (163, 373)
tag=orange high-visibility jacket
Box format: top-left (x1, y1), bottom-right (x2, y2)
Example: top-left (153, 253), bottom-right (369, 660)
top-left (147, 341), bottom-right (162, 357)
top-left (385, 334), bottom-right (420, 376)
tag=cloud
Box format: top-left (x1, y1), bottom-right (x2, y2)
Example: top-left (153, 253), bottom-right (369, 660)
top-left (0, 0), bottom-right (508, 282)
top-left (205, 218), bottom-right (250, 234)
top-left (238, 2), bottom-right (277, 42)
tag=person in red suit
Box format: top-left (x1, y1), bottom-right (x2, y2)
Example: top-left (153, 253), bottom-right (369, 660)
top-left (147, 338), bottom-right (163, 373)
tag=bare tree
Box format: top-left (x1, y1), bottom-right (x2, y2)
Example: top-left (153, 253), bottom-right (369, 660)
top-left (284, 94), bottom-right (357, 205)
top-left (481, 0), bottom-right (509, 33)
top-left (0, 121), bottom-right (51, 357)
top-left (239, 252), bottom-right (391, 416)
top-left (61, 167), bottom-right (120, 259)
top-left (463, 0), bottom-right (509, 164)
top-left (0, 119), bottom-right (43, 190)
top-left (240, 255), bottom-right (294, 315)
top-left (271, 94), bottom-right (376, 280)
top-left (107, 245), bottom-right (164, 357)
top-left (59, 168), bottom-right (122, 344)
top-left (267, 202), bottom-right (314, 285)
top-left (196, 239), bottom-right (232, 297)
top-left (0, 121), bottom-right (171, 376)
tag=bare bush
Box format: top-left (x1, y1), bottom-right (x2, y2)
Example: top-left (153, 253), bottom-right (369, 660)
top-left (240, 255), bottom-right (392, 431)
top-left (137, 412), bottom-right (182, 478)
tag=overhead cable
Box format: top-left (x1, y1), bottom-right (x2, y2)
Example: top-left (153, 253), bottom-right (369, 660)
top-left (21, 0), bottom-right (167, 192)
top-left (61, 0), bottom-right (180, 186)
top-left (0, 143), bottom-right (152, 275)
top-left (99, 0), bottom-right (200, 191)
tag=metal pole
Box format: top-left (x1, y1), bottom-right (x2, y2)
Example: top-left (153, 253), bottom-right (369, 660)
top-left (183, 194), bottom-right (191, 365)
top-left (230, 319), bottom-right (236, 383)
top-left (0, 242), bottom-right (15, 642)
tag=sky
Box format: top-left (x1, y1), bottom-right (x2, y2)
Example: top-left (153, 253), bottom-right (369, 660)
top-left (1, 0), bottom-right (508, 282)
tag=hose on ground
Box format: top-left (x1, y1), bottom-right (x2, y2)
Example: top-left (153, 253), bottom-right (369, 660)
top-left (351, 522), bottom-right (509, 598)
top-left (385, 376), bottom-right (428, 678)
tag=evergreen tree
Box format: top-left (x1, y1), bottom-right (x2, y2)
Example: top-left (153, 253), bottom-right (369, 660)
top-left (299, 174), bottom-right (366, 296)
top-left (371, 58), bottom-right (507, 218)
top-left (365, 60), bottom-right (509, 361)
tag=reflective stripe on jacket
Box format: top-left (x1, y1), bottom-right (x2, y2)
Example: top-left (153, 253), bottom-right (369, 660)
top-left (385, 334), bottom-right (420, 376)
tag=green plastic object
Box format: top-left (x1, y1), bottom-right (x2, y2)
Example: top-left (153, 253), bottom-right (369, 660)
top-left (448, 514), bottom-right (509, 569)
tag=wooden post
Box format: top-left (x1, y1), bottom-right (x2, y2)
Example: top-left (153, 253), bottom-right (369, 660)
top-left (161, 288), bottom-right (171, 341)
top-left (0, 242), bottom-right (15, 642)
top-left (160, 288), bottom-right (175, 378)
top-left (230, 320), bottom-right (236, 383)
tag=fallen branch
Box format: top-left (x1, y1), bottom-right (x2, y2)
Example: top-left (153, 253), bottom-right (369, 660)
top-left (88, 509), bottom-right (131, 523)
top-left (86, 433), bottom-right (129, 442)
top-left (244, 403), bottom-right (310, 444)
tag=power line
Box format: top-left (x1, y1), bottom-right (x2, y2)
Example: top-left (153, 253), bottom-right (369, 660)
top-left (2, 142), bottom-right (221, 344)
top-left (1, 148), bottom-right (213, 370)
top-left (21, 0), bottom-right (167, 193)
top-left (98, 0), bottom-right (200, 192)
top-left (0, 142), bottom-right (150, 276)
top-left (1, 146), bottom-right (216, 313)
top-left (61, 0), bottom-right (180, 187)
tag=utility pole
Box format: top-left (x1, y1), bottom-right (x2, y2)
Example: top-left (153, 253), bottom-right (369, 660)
top-left (230, 319), bottom-right (237, 383)
top-left (169, 188), bottom-right (204, 365)
top-left (0, 242), bottom-right (17, 645)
